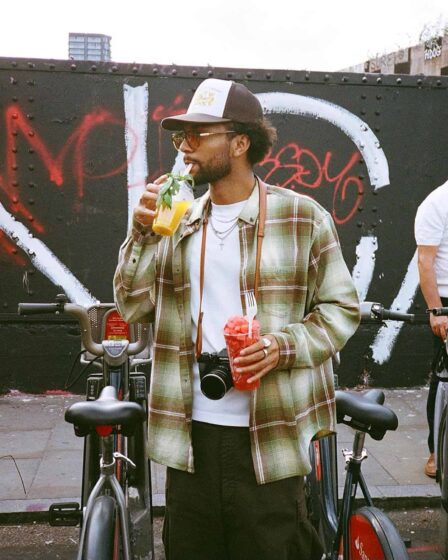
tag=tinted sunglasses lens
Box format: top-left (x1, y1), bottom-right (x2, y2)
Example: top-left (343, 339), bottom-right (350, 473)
top-left (172, 133), bottom-right (184, 150)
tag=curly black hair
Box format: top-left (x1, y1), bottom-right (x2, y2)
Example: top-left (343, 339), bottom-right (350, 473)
top-left (232, 117), bottom-right (277, 165)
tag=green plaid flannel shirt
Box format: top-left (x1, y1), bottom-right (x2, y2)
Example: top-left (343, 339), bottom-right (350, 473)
top-left (114, 183), bottom-right (360, 484)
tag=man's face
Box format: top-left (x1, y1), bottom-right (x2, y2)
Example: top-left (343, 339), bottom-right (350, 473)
top-left (177, 124), bottom-right (235, 185)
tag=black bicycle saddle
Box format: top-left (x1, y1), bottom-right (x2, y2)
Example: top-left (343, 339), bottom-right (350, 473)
top-left (65, 385), bottom-right (145, 437)
top-left (335, 389), bottom-right (398, 440)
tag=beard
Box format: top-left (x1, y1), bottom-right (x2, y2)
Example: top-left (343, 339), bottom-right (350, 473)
top-left (192, 152), bottom-right (231, 186)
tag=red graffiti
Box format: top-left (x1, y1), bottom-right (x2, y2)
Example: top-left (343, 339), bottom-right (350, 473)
top-left (260, 143), bottom-right (363, 225)
top-left (151, 95), bottom-right (187, 122)
top-left (0, 231), bottom-right (26, 266)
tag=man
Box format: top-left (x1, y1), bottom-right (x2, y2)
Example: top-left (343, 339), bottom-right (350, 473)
top-left (415, 180), bottom-right (448, 478)
top-left (114, 78), bottom-right (360, 559)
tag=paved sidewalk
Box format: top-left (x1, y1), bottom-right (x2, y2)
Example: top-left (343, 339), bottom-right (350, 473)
top-left (0, 387), bottom-right (440, 519)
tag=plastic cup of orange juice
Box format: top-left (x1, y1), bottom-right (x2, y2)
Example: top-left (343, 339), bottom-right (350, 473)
top-left (224, 316), bottom-right (261, 391)
top-left (152, 199), bottom-right (192, 236)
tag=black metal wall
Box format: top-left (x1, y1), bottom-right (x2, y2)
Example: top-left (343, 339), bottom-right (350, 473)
top-left (1, 58), bottom-right (447, 393)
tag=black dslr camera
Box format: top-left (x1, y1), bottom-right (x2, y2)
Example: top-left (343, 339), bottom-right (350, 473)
top-left (197, 349), bottom-right (232, 400)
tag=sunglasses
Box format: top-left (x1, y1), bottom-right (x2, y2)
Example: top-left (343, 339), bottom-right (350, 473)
top-left (171, 130), bottom-right (236, 151)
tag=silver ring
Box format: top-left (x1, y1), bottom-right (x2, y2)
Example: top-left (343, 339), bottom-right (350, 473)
top-left (262, 348), bottom-right (268, 358)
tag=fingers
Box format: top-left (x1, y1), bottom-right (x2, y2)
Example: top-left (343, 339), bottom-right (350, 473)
top-left (133, 175), bottom-right (167, 227)
top-left (233, 335), bottom-right (279, 383)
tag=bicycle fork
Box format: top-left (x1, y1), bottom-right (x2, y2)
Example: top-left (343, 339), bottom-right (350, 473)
top-left (77, 434), bottom-right (136, 560)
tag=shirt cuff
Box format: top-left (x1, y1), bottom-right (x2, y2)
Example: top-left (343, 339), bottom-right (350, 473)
top-left (270, 331), bottom-right (297, 370)
top-left (131, 219), bottom-right (160, 244)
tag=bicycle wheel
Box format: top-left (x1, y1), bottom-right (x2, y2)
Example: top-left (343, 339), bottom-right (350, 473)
top-left (82, 495), bottom-right (116, 560)
top-left (438, 404), bottom-right (447, 492)
top-left (348, 506), bottom-right (408, 560)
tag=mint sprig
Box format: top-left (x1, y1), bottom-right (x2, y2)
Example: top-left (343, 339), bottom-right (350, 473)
top-left (156, 172), bottom-right (195, 210)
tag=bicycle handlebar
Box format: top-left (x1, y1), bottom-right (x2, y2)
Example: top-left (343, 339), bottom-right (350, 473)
top-left (429, 307), bottom-right (448, 317)
top-left (360, 301), bottom-right (428, 324)
top-left (18, 300), bottom-right (150, 358)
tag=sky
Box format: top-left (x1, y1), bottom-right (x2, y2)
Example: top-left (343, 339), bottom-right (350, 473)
top-left (0, 0), bottom-right (447, 72)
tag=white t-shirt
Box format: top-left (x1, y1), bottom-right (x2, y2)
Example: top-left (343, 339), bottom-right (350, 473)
top-left (415, 180), bottom-right (448, 297)
top-left (186, 200), bottom-right (251, 426)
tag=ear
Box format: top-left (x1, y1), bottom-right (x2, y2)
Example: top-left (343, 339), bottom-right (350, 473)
top-left (231, 133), bottom-right (250, 159)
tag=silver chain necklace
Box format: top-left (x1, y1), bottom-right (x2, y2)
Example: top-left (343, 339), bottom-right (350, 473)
top-left (209, 215), bottom-right (239, 250)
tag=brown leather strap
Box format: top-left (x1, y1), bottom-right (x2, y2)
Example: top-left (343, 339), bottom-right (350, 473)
top-left (195, 180), bottom-right (267, 358)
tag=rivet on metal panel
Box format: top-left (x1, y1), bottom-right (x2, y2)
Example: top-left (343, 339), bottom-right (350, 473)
top-left (10, 77), bottom-right (17, 85)
top-left (285, 74), bottom-right (290, 81)
top-left (27, 114), bottom-right (34, 120)
top-left (376, 77), bottom-right (382, 84)
top-left (417, 78), bottom-right (423, 86)
top-left (111, 65), bottom-right (118, 72)
top-left (396, 78), bottom-right (402, 84)
top-left (28, 198), bottom-right (35, 205)
top-left (208, 70), bottom-right (214, 77)
top-left (376, 94), bottom-right (382, 100)
top-left (91, 65), bottom-right (97, 71)
top-left (28, 164), bottom-right (34, 171)
top-left (266, 73), bottom-right (271, 79)
top-left (437, 80), bottom-right (442, 86)
top-left (371, 223), bottom-right (377, 228)
top-left (12, 96), bottom-right (18, 102)
top-left (357, 222), bottom-right (364, 228)
top-left (342, 76), bottom-right (348, 82)
top-left (12, 131), bottom-right (18, 136)
top-left (28, 148), bottom-right (34, 154)
top-left (12, 148), bottom-right (17, 153)
top-left (28, 62), bottom-right (35, 69)
top-left (28, 96), bottom-right (34, 102)
top-left (11, 61), bottom-right (17, 67)
top-left (171, 69), bottom-right (177, 75)
top-left (358, 206), bottom-right (363, 212)
top-left (375, 127), bottom-right (380, 132)
top-left (152, 67), bottom-right (159, 74)
top-left (227, 72), bottom-right (233, 78)
top-left (132, 66), bottom-right (139, 73)
top-left (192, 70), bottom-right (198, 76)
top-left (12, 197), bottom-right (18, 203)
top-left (28, 131), bottom-right (35, 137)
top-left (324, 74), bottom-right (329, 81)
top-left (361, 109), bottom-right (366, 115)
top-left (11, 112), bottom-right (18, 119)
top-left (49, 63), bottom-right (55, 70)
top-left (246, 71), bottom-right (252, 78)
top-left (372, 207), bottom-right (377, 212)
top-left (27, 80), bottom-right (35, 86)
top-left (12, 180), bottom-right (18, 186)
top-left (361, 94), bottom-right (367, 99)
top-left (362, 76), bottom-right (368, 83)
top-left (11, 165), bottom-right (18, 170)
top-left (305, 73), bottom-right (310, 81)
top-left (29, 182), bottom-right (36, 188)
top-left (358, 175), bottom-right (365, 180)
top-left (372, 190), bottom-right (378, 195)
top-left (375, 110), bottom-right (380, 116)
top-left (71, 64), bottom-right (77, 71)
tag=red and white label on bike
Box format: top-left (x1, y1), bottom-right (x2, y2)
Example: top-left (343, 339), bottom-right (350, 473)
top-left (104, 310), bottom-right (130, 340)
top-left (313, 441), bottom-right (322, 482)
top-left (349, 513), bottom-right (385, 560)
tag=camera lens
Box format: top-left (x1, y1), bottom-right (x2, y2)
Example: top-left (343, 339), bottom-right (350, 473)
top-left (200, 366), bottom-right (233, 400)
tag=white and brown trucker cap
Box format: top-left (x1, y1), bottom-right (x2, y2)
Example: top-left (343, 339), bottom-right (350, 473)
top-left (161, 78), bottom-right (263, 130)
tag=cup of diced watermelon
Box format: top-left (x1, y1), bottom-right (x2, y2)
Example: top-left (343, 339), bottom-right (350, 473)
top-left (224, 315), bottom-right (261, 391)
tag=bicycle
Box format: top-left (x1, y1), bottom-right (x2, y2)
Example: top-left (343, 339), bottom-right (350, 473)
top-left (18, 293), bottom-right (154, 560)
top-left (306, 301), bottom-right (415, 560)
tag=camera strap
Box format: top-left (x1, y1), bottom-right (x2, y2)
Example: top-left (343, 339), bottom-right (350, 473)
top-left (195, 178), bottom-right (267, 359)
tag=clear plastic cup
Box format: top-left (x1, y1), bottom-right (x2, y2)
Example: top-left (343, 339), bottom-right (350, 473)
top-left (152, 200), bottom-right (192, 236)
top-left (224, 326), bottom-right (261, 391)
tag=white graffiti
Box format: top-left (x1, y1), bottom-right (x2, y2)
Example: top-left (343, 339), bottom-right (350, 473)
top-left (124, 83), bottom-right (149, 231)
top-left (257, 92), bottom-right (389, 189)
top-left (0, 203), bottom-right (96, 307)
top-left (352, 236), bottom-right (378, 302)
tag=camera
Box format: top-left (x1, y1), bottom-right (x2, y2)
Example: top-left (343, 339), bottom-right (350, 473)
top-left (197, 349), bottom-right (232, 400)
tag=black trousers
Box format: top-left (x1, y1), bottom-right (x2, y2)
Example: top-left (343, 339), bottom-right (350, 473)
top-left (163, 421), bottom-right (323, 560)
top-left (427, 296), bottom-right (448, 453)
